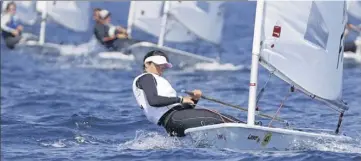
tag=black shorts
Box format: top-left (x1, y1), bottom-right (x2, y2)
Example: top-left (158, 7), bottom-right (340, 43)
top-left (344, 41), bottom-right (357, 53)
top-left (159, 106), bottom-right (243, 137)
top-left (106, 38), bottom-right (141, 54)
top-left (2, 32), bottom-right (21, 49)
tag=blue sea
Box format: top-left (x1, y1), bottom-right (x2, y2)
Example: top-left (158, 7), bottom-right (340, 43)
top-left (1, 1), bottom-right (361, 161)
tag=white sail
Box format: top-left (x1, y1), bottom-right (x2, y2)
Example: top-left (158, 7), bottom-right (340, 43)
top-left (168, 1), bottom-right (225, 44)
top-left (128, 1), bottom-right (196, 42)
top-left (347, 1), bottom-right (361, 22)
top-left (1, 1), bottom-right (37, 25)
top-left (259, 1), bottom-right (347, 108)
top-left (36, 1), bottom-right (90, 32)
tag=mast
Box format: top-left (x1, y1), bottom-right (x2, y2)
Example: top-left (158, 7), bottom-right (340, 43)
top-left (247, 0), bottom-right (265, 126)
top-left (38, 1), bottom-right (47, 45)
top-left (158, 1), bottom-right (170, 47)
top-left (126, 1), bottom-right (135, 38)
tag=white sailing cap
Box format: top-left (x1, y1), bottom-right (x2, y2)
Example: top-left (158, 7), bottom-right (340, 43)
top-left (99, 9), bottom-right (110, 19)
top-left (144, 55), bottom-right (172, 68)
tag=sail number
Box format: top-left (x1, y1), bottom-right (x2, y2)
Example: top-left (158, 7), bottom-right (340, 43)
top-left (247, 133), bottom-right (272, 146)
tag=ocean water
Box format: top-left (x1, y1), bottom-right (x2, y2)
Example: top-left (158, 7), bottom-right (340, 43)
top-left (1, 1), bottom-right (361, 161)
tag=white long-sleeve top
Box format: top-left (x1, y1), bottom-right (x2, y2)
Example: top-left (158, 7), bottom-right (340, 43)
top-left (1, 13), bottom-right (17, 33)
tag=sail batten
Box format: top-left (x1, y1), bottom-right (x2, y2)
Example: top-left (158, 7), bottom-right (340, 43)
top-left (259, 1), bottom-right (348, 110)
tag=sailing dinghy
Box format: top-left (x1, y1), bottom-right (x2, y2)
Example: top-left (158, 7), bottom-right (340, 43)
top-left (100, 1), bottom-right (224, 68)
top-left (1, 1), bottom-right (90, 54)
top-left (185, 0), bottom-right (352, 150)
top-left (344, 1), bottom-right (361, 63)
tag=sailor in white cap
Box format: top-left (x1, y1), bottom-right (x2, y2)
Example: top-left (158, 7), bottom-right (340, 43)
top-left (132, 50), bottom-right (242, 137)
top-left (99, 10), bottom-right (127, 39)
top-left (96, 9), bottom-right (139, 54)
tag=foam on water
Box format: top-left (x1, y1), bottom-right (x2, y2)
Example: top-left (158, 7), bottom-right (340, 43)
top-left (40, 139), bottom-right (68, 148)
top-left (52, 53), bottom-right (134, 70)
top-left (304, 136), bottom-right (361, 154)
top-left (118, 130), bottom-right (185, 150)
top-left (57, 38), bottom-right (102, 56)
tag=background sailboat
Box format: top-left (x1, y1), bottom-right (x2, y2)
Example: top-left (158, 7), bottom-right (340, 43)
top-left (184, 0), bottom-right (351, 150)
top-left (96, 1), bottom-right (196, 61)
top-left (101, 1), bottom-right (225, 68)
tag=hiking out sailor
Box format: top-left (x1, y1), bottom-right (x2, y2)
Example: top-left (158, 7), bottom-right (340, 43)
top-left (1, 2), bottom-right (24, 49)
top-left (132, 50), bottom-right (242, 137)
top-left (95, 9), bottom-right (134, 54)
top-left (344, 23), bottom-right (361, 53)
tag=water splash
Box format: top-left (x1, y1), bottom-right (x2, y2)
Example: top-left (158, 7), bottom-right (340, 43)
top-left (57, 37), bottom-right (102, 56)
top-left (288, 134), bottom-right (361, 154)
top-left (118, 130), bottom-right (186, 150)
top-left (37, 134), bottom-right (102, 149)
top-left (39, 139), bottom-right (68, 148)
top-left (309, 136), bottom-right (361, 154)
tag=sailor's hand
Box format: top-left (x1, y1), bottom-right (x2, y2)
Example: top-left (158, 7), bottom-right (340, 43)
top-left (116, 26), bottom-right (127, 33)
top-left (12, 30), bottom-right (19, 36)
top-left (182, 96), bottom-right (194, 104)
top-left (191, 89), bottom-right (202, 100)
top-left (117, 33), bottom-right (128, 39)
top-left (17, 25), bottom-right (23, 31)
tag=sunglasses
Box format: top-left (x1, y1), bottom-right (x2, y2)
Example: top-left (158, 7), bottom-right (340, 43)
top-left (157, 64), bottom-right (168, 69)
top-left (149, 62), bottom-right (167, 69)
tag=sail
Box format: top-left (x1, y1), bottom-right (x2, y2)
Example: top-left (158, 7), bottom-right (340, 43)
top-left (36, 1), bottom-right (90, 32)
top-left (259, 1), bottom-right (347, 105)
top-left (1, 1), bottom-right (37, 25)
top-left (168, 1), bottom-right (225, 44)
top-left (346, 1), bottom-right (361, 23)
top-left (128, 1), bottom-right (196, 42)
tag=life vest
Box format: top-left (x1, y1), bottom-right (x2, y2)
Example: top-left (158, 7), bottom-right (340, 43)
top-left (132, 73), bottom-right (181, 124)
top-left (7, 15), bottom-right (18, 29)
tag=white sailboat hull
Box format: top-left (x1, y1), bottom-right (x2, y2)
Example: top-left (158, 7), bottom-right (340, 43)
top-left (16, 40), bottom-right (61, 55)
top-left (127, 41), bottom-right (218, 68)
top-left (185, 123), bottom-right (352, 150)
